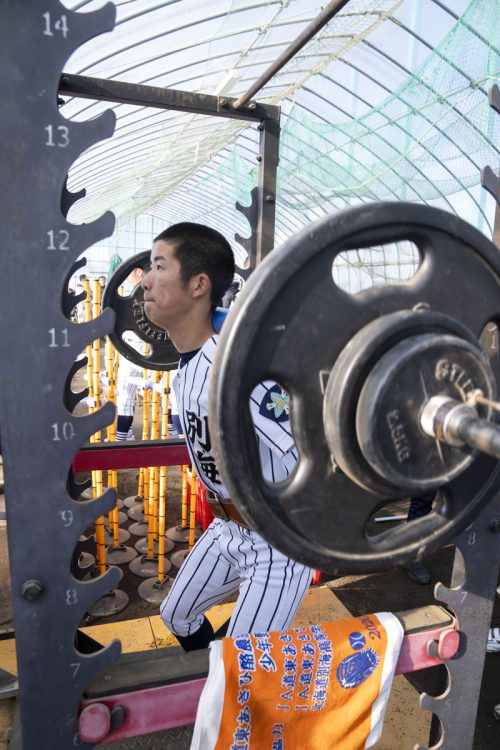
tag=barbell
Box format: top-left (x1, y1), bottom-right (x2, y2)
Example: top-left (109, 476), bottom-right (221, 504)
top-left (207, 202), bottom-right (500, 572)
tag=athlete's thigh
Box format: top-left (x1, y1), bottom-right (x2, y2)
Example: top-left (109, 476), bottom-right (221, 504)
top-left (226, 528), bottom-right (312, 637)
top-left (160, 520), bottom-right (240, 627)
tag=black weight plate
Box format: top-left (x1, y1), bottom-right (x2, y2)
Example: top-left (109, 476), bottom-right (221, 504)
top-left (102, 251), bottom-right (178, 370)
top-left (324, 309), bottom-right (487, 497)
top-left (209, 202), bottom-right (500, 572)
top-left (356, 333), bottom-right (496, 491)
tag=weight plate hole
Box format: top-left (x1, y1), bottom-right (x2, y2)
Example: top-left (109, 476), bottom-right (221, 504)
top-left (332, 240), bottom-right (421, 294)
top-left (365, 499), bottom-right (412, 538)
top-left (364, 494), bottom-right (440, 539)
top-left (121, 329), bottom-right (151, 357)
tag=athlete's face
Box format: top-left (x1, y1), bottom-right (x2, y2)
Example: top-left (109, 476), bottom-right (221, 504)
top-left (142, 240), bottom-right (191, 330)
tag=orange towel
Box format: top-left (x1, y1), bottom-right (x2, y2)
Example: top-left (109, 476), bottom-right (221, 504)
top-left (191, 613), bottom-right (403, 750)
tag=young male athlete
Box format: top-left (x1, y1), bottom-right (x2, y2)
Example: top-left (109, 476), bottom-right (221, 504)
top-left (142, 222), bottom-right (312, 651)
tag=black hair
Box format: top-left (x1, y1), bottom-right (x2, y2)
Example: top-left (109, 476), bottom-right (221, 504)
top-left (154, 223), bottom-right (235, 310)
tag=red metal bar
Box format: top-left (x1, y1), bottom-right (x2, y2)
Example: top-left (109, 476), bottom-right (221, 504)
top-left (394, 625), bottom-right (459, 675)
top-left (80, 678), bottom-right (206, 744)
top-left (72, 440), bottom-right (190, 472)
top-left (79, 619), bottom-right (459, 744)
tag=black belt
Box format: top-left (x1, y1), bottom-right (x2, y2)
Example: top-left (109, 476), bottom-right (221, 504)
top-left (206, 491), bottom-right (251, 530)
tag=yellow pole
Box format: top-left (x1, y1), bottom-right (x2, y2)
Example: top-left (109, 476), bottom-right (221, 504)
top-left (86, 280), bottom-right (106, 575)
top-left (113, 347), bottom-right (120, 394)
top-left (105, 337), bottom-right (116, 406)
top-left (92, 280), bottom-right (101, 442)
top-left (142, 387), bottom-right (151, 526)
top-left (152, 370), bottom-right (163, 536)
top-left (142, 465), bottom-right (150, 529)
top-left (138, 343), bottom-right (151, 506)
top-left (147, 371), bottom-right (161, 559)
top-left (157, 372), bottom-right (170, 582)
top-left (112, 287), bottom-right (123, 408)
top-left (105, 336), bottom-right (121, 549)
top-left (83, 281), bottom-right (97, 502)
top-left (137, 462), bottom-right (144, 500)
top-left (83, 278), bottom-right (98, 527)
top-left (83, 279), bottom-right (94, 417)
top-left (149, 466), bottom-right (160, 539)
top-left (92, 282), bottom-right (114, 545)
top-left (189, 469), bottom-right (198, 550)
top-left (181, 465), bottom-right (188, 529)
top-left (94, 467), bottom-right (107, 575)
top-left (113, 284), bottom-right (124, 427)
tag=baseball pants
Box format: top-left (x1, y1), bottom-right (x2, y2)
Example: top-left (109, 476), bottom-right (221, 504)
top-left (116, 359), bottom-right (143, 416)
top-left (160, 519), bottom-right (312, 639)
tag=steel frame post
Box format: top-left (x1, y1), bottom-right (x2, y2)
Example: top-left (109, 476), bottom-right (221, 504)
top-left (418, 492), bottom-right (500, 749)
top-left (256, 115), bottom-right (280, 263)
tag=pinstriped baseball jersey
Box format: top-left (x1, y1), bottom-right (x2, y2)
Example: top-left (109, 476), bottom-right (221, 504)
top-left (172, 334), bottom-right (298, 497)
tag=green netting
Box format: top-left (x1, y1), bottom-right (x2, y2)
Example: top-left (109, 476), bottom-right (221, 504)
top-left (71, 0), bottom-right (498, 237)
top-left (232, 0), bottom-right (499, 214)
top-left (108, 252), bottom-right (124, 276)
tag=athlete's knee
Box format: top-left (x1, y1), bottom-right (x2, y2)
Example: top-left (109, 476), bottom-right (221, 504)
top-left (160, 596), bottom-right (213, 650)
top-left (159, 594), bottom-right (179, 632)
top-left (159, 594), bottom-right (200, 637)
top-left (177, 616), bottom-right (214, 651)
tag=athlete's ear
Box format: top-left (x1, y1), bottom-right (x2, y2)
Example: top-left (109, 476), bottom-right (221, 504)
top-left (191, 273), bottom-right (211, 299)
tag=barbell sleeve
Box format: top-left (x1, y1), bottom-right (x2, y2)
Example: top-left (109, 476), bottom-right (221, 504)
top-left (421, 396), bottom-right (500, 460)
